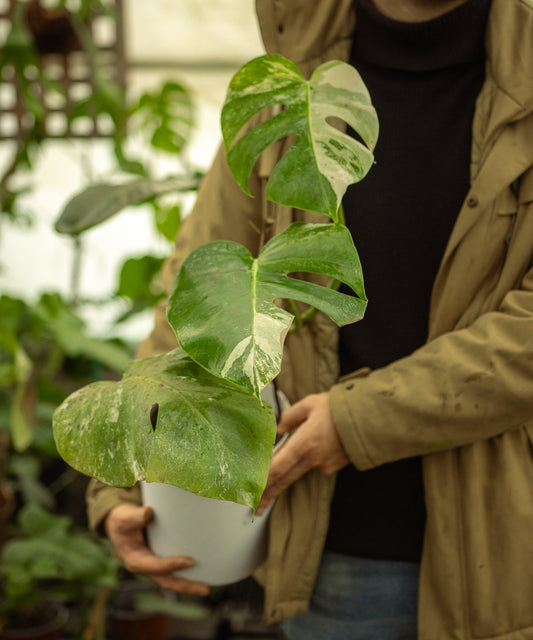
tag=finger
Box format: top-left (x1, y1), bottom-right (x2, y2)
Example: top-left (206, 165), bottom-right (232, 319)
top-left (256, 459), bottom-right (310, 515)
top-left (123, 547), bottom-right (195, 577)
top-left (277, 398), bottom-right (311, 434)
top-left (118, 505), bottom-right (153, 531)
top-left (146, 572), bottom-right (210, 596)
top-left (265, 453), bottom-right (311, 500)
top-left (256, 438), bottom-right (313, 514)
top-left (105, 504), bottom-right (153, 539)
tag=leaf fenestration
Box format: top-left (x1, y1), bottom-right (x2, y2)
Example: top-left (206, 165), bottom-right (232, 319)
top-left (221, 55), bottom-right (379, 221)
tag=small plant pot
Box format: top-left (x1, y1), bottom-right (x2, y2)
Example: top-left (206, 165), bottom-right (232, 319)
top-left (141, 385), bottom-right (289, 586)
top-left (141, 482), bottom-right (272, 586)
top-left (0, 602), bottom-right (68, 640)
top-left (106, 581), bottom-right (170, 640)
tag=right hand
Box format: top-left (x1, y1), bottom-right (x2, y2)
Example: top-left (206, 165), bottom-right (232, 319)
top-left (104, 503), bottom-right (210, 596)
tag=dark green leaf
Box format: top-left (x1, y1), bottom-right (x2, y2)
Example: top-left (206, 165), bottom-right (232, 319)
top-left (168, 222), bottom-right (366, 396)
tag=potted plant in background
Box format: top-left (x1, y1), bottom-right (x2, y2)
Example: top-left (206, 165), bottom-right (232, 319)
top-left (0, 502), bottom-right (210, 640)
top-left (104, 576), bottom-right (210, 640)
top-left (52, 53), bottom-right (379, 585)
top-left (0, 502), bottom-right (118, 639)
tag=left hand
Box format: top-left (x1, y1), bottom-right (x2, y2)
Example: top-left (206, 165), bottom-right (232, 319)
top-left (256, 392), bottom-right (349, 515)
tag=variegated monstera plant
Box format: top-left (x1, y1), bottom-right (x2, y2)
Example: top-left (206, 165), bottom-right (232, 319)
top-left (53, 55), bottom-right (379, 511)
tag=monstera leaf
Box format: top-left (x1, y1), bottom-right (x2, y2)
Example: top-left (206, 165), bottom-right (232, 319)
top-left (221, 55), bottom-right (379, 221)
top-left (53, 349), bottom-right (276, 509)
top-left (168, 222), bottom-right (366, 396)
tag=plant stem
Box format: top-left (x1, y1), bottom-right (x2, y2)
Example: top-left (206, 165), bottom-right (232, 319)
top-left (47, 467), bottom-right (79, 497)
top-left (81, 585), bottom-right (112, 640)
top-left (337, 202), bottom-right (346, 226)
top-left (70, 235), bottom-right (83, 307)
top-left (287, 299), bottom-right (303, 331)
top-left (292, 276), bottom-right (341, 330)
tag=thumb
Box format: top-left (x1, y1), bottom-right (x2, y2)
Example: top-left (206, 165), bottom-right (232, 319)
top-left (139, 505), bottom-right (154, 526)
top-left (117, 503), bottom-right (153, 529)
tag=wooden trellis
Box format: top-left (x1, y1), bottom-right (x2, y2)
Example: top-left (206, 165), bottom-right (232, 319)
top-left (0, 0), bottom-right (125, 141)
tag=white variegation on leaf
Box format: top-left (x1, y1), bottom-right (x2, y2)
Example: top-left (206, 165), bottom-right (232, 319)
top-left (168, 223), bottom-right (367, 397)
top-left (221, 55), bottom-right (379, 221)
top-left (53, 349), bottom-right (276, 510)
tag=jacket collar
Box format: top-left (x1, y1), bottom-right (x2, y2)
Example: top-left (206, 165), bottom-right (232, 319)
top-left (255, 0), bottom-right (354, 76)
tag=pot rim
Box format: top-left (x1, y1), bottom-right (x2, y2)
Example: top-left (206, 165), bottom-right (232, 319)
top-left (1, 601), bottom-right (69, 639)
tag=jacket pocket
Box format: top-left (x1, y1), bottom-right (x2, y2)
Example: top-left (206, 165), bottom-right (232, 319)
top-left (457, 423), bottom-right (533, 637)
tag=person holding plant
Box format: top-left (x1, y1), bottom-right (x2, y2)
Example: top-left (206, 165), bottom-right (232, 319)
top-left (86, 0), bottom-right (533, 638)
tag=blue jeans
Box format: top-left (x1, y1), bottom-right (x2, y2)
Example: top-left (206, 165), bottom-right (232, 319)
top-left (282, 551), bottom-right (419, 640)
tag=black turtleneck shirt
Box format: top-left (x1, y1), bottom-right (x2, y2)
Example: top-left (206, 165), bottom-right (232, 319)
top-left (326, 0), bottom-right (491, 562)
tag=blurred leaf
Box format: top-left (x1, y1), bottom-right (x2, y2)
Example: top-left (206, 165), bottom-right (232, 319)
top-left (0, 364), bottom-right (14, 386)
top-left (135, 82), bottom-right (195, 155)
top-left (9, 455), bottom-right (54, 507)
top-left (18, 501), bottom-right (69, 537)
top-left (0, 3), bottom-right (44, 120)
top-left (112, 140), bottom-right (147, 176)
top-left (93, 75), bottom-right (125, 123)
top-left (154, 202), bottom-right (181, 242)
top-left (117, 255), bottom-right (165, 303)
top-left (55, 175), bottom-right (200, 235)
top-left (64, 22), bottom-right (126, 130)
top-left (0, 295), bottom-right (31, 354)
top-left (0, 504), bottom-right (119, 614)
top-left (134, 591), bottom-right (209, 620)
top-left (10, 345), bottom-right (36, 452)
top-left (34, 293), bottom-right (131, 372)
top-left (32, 401), bottom-right (63, 457)
top-left (68, 0), bottom-right (113, 20)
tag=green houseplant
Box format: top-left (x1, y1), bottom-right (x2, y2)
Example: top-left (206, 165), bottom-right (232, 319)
top-left (0, 502), bottom-right (119, 639)
top-left (52, 54), bottom-right (379, 581)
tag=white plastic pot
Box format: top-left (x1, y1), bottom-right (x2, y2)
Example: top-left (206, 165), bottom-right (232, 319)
top-left (141, 481), bottom-right (271, 585)
top-left (141, 385), bottom-right (290, 586)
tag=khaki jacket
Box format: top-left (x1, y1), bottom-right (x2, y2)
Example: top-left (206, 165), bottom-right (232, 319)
top-left (87, 0), bottom-right (533, 637)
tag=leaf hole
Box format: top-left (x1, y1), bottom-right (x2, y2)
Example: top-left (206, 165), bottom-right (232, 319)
top-left (150, 403), bottom-right (159, 431)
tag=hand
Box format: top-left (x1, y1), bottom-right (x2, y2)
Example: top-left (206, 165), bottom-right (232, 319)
top-left (104, 503), bottom-right (210, 596)
top-left (256, 392), bottom-right (349, 515)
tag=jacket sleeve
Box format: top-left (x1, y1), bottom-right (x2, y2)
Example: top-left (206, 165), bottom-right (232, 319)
top-left (86, 142), bottom-right (264, 531)
top-left (330, 264), bottom-right (533, 470)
